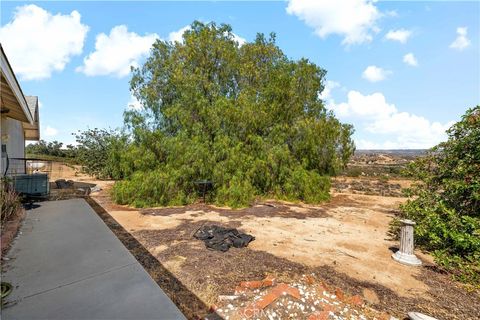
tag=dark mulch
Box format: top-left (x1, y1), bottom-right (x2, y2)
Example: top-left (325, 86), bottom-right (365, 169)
top-left (141, 202), bottom-right (330, 220)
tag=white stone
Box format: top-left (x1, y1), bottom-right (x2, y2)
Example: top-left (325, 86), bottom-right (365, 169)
top-left (407, 312), bottom-right (439, 320)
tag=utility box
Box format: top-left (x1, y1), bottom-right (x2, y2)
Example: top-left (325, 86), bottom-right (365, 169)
top-left (10, 173), bottom-right (50, 198)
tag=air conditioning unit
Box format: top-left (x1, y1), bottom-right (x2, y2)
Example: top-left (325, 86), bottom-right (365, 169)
top-left (10, 173), bottom-right (50, 198)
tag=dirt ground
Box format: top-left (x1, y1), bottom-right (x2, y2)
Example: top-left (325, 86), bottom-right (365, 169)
top-left (50, 162), bottom-right (480, 319)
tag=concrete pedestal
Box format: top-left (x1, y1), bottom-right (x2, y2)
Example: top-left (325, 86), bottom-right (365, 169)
top-left (392, 219), bottom-right (422, 266)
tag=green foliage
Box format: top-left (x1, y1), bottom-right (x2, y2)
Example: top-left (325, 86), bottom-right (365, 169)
top-left (74, 129), bottom-right (129, 180)
top-left (25, 140), bottom-right (77, 158)
top-left (398, 106), bottom-right (480, 286)
top-left (110, 21), bottom-right (354, 208)
top-left (215, 176), bottom-right (256, 209)
top-left (112, 170), bottom-right (196, 207)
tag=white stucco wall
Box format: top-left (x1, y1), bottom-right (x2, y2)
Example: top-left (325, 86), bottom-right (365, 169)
top-left (1, 116), bottom-right (26, 175)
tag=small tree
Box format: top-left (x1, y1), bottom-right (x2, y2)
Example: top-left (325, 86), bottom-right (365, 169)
top-left (399, 106), bottom-right (480, 286)
top-left (75, 129), bottom-right (128, 180)
top-left (112, 21), bottom-right (355, 208)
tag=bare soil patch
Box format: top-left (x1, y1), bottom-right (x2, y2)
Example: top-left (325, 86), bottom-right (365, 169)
top-left (89, 184), bottom-right (480, 319)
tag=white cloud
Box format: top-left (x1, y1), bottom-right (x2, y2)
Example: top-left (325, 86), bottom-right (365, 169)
top-left (0, 4), bottom-right (88, 80)
top-left (168, 24), bottom-right (246, 46)
top-left (450, 27), bottom-right (471, 51)
top-left (127, 95), bottom-right (142, 111)
top-left (328, 90), bottom-right (453, 149)
top-left (332, 91), bottom-right (396, 118)
top-left (77, 25), bottom-right (159, 77)
top-left (403, 53), bottom-right (418, 67)
top-left (362, 65), bottom-right (391, 82)
top-left (385, 29), bottom-right (411, 44)
top-left (168, 25), bottom-right (191, 43)
top-left (319, 80), bottom-right (340, 100)
top-left (44, 126), bottom-right (58, 137)
top-left (231, 33), bottom-right (247, 46)
top-left (286, 0), bottom-right (381, 45)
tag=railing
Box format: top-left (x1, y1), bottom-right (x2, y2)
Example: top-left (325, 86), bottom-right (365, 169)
top-left (3, 157), bottom-right (52, 176)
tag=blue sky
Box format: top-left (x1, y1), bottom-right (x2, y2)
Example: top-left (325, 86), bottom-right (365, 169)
top-left (1, 0), bottom-right (479, 148)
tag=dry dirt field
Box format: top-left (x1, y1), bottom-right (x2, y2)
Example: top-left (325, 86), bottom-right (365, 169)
top-left (49, 160), bottom-right (480, 319)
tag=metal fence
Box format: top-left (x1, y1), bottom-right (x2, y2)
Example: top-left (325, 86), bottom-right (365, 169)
top-left (4, 157), bottom-right (52, 176)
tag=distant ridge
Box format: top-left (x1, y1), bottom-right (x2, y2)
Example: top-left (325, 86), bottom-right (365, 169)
top-left (355, 149), bottom-right (427, 156)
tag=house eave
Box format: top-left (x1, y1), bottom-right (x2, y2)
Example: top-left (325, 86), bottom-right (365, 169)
top-left (0, 45), bottom-right (34, 125)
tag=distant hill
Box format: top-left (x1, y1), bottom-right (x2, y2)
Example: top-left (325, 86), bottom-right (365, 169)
top-left (355, 149), bottom-right (427, 157)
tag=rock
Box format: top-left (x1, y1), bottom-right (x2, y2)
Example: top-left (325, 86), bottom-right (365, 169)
top-left (407, 312), bottom-right (439, 320)
top-left (362, 288), bottom-right (380, 304)
top-left (219, 295), bottom-right (239, 301)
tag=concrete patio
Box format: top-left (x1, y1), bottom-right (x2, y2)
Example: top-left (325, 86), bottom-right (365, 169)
top-left (1, 199), bottom-right (185, 320)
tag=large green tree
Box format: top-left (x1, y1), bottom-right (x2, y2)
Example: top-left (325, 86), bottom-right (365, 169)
top-left (112, 21), bottom-right (355, 208)
top-left (399, 106), bottom-right (480, 286)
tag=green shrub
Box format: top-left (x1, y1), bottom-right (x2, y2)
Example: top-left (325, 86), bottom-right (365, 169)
top-left (215, 176), bottom-right (256, 208)
top-left (112, 169), bottom-right (196, 207)
top-left (344, 166), bottom-right (362, 177)
top-left (281, 166), bottom-right (330, 203)
top-left (397, 106), bottom-right (480, 287)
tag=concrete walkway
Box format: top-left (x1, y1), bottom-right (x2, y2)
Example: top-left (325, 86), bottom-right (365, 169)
top-left (1, 199), bottom-right (185, 320)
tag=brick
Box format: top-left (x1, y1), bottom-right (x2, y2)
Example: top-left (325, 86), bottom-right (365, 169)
top-left (239, 275), bottom-right (276, 290)
top-left (276, 283), bottom-right (301, 300)
top-left (239, 280), bottom-right (263, 289)
top-left (239, 283), bottom-right (301, 318)
top-left (262, 275), bottom-right (276, 287)
top-left (348, 295), bottom-right (363, 306)
top-left (335, 288), bottom-right (345, 301)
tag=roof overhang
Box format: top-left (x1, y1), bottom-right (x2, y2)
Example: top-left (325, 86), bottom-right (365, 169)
top-left (23, 96), bottom-right (40, 140)
top-left (1, 44), bottom-right (34, 125)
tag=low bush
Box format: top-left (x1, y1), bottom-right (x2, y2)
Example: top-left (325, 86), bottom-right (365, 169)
top-left (112, 169), bottom-right (197, 207)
